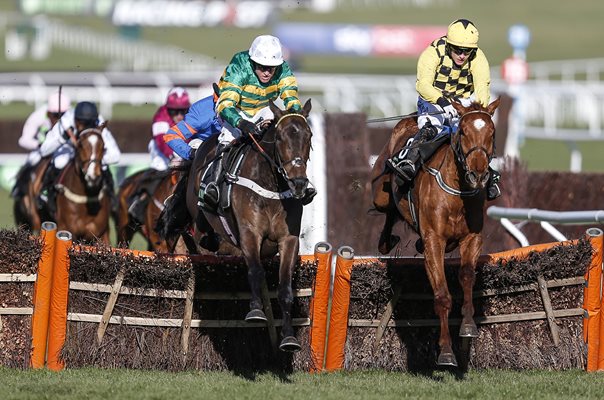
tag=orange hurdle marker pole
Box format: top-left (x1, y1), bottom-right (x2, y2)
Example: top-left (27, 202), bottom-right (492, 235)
top-left (309, 242), bottom-right (333, 372)
top-left (324, 246), bottom-right (354, 371)
top-left (583, 228), bottom-right (603, 372)
top-left (30, 222), bottom-right (58, 369)
top-left (582, 228), bottom-right (604, 371)
top-left (47, 231), bottom-right (73, 371)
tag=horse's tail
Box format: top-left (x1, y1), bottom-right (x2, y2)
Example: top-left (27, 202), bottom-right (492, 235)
top-left (155, 172), bottom-right (191, 241)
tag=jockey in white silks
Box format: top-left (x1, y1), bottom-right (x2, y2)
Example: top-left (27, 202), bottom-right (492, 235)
top-left (38, 101), bottom-right (121, 213)
top-left (11, 90), bottom-right (72, 199)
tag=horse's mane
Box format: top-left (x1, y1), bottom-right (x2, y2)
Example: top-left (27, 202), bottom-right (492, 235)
top-left (464, 101), bottom-right (487, 112)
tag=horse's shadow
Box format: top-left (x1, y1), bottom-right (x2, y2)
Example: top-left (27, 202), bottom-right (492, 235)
top-left (189, 259), bottom-right (310, 380)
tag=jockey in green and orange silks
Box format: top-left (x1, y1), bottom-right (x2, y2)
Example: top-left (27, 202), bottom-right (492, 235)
top-left (214, 35), bottom-right (302, 146)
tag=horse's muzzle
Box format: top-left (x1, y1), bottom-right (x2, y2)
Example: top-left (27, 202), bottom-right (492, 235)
top-left (288, 177), bottom-right (309, 199)
top-left (85, 174), bottom-right (103, 191)
top-left (465, 170), bottom-right (490, 189)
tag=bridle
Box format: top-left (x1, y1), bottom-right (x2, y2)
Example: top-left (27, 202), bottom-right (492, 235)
top-left (252, 113), bottom-right (311, 183)
top-left (75, 129), bottom-right (103, 181)
top-left (451, 110), bottom-right (495, 176)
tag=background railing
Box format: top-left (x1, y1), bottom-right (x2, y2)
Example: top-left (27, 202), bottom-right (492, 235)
top-left (2, 59), bottom-right (604, 171)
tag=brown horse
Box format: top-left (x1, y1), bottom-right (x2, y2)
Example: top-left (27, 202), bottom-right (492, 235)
top-left (371, 99), bottom-right (500, 367)
top-left (116, 168), bottom-right (183, 252)
top-left (54, 128), bottom-right (112, 243)
top-left (160, 100), bottom-right (313, 352)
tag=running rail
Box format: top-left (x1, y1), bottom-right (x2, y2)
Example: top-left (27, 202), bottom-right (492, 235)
top-left (487, 206), bottom-right (604, 247)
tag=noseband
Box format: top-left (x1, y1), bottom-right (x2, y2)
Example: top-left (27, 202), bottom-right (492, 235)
top-left (452, 110), bottom-right (494, 175)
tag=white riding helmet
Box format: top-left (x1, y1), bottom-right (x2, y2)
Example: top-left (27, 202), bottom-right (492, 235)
top-left (47, 91), bottom-right (71, 113)
top-left (249, 35), bottom-right (284, 67)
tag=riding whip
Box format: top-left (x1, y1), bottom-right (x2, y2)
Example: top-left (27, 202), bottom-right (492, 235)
top-left (367, 110), bottom-right (444, 124)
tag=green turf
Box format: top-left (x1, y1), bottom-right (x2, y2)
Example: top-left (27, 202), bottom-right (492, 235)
top-left (0, 367), bottom-right (603, 400)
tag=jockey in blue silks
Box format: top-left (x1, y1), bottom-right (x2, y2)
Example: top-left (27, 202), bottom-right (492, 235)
top-left (163, 94), bottom-right (222, 160)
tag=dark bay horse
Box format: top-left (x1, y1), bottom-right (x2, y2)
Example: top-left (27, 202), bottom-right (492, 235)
top-left (371, 99), bottom-right (500, 367)
top-left (116, 168), bottom-right (184, 252)
top-left (13, 157), bottom-right (52, 232)
top-left (54, 128), bottom-right (112, 243)
top-left (165, 100), bottom-right (313, 352)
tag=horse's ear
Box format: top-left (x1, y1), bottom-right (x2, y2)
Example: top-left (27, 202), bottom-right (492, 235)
top-left (451, 100), bottom-right (465, 115)
top-left (301, 99), bottom-right (312, 117)
top-left (269, 101), bottom-right (283, 119)
top-left (486, 97), bottom-right (501, 116)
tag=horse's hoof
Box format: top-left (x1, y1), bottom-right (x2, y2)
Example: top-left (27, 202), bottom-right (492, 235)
top-left (245, 309), bottom-right (267, 322)
top-left (279, 336), bottom-right (301, 352)
top-left (459, 323), bottom-right (479, 338)
top-left (437, 352), bottom-right (458, 367)
top-left (415, 238), bottom-right (424, 253)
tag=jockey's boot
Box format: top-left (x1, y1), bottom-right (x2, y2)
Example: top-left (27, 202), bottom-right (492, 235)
top-left (38, 164), bottom-right (60, 215)
top-left (386, 124), bottom-right (438, 182)
top-left (486, 167), bottom-right (502, 201)
top-left (200, 144), bottom-right (226, 212)
top-left (128, 193), bottom-right (148, 224)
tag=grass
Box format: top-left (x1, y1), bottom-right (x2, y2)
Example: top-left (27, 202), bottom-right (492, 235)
top-left (0, 367), bottom-right (603, 400)
top-left (519, 139), bottom-right (604, 172)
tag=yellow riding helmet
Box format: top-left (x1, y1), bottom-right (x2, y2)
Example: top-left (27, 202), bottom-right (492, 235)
top-left (446, 19), bottom-right (479, 48)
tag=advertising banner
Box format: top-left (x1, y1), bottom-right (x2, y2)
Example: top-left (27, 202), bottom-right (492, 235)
top-left (275, 23), bottom-right (445, 57)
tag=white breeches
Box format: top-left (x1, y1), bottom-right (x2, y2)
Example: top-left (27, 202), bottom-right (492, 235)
top-left (52, 143), bottom-right (75, 169)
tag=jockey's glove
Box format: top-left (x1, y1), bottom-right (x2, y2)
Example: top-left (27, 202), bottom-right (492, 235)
top-left (237, 119), bottom-right (257, 136)
top-left (443, 104), bottom-right (457, 120)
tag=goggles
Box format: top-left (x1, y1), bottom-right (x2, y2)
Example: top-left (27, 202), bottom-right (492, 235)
top-left (254, 63), bottom-right (277, 73)
top-left (450, 45), bottom-right (475, 56)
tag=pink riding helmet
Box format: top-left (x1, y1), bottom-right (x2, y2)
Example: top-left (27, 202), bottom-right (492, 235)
top-left (165, 87), bottom-right (191, 109)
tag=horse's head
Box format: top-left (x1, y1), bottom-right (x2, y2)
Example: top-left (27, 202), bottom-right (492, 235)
top-left (451, 98), bottom-right (500, 190)
top-left (268, 99), bottom-right (313, 199)
top-left (75, 128), bottom-right (105, 191)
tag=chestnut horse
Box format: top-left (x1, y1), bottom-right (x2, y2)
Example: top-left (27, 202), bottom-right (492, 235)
top-left (116, 168), bottom-right (183, 252)
top-left (371, 99), bottom-right (500, 367)
top-left (160, 100), bottom-right (313, 352)
top-left (54, 128), bottom-right (112, 243)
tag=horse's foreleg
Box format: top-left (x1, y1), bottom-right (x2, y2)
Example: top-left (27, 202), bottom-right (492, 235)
top-left (423, 234), bottom-right (456, 366)
top-left (276, 235), bottom-right (301, 352)
top-left (458, 234), bottom-right (482, 338)
top-left (240, 236), bottom-right (267, 322)
top-left (378, 206), bottom-right (400, 255)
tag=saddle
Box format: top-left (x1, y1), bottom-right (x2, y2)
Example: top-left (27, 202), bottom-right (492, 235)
top-left (198, 142), bottom-right (251, 214)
